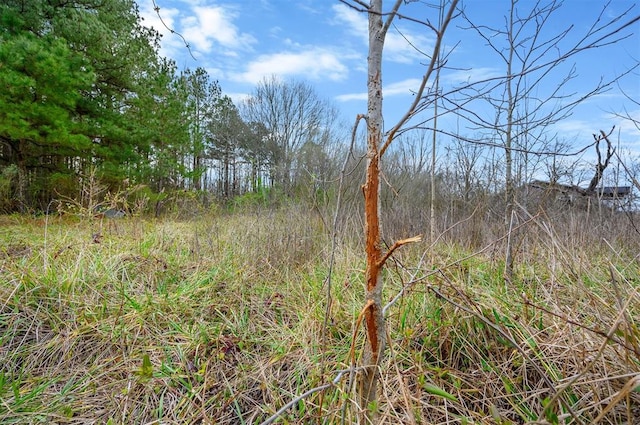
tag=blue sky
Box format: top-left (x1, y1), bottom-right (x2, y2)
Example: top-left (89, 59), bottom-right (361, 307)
top-left (138, 0), bottom-right (640, 172)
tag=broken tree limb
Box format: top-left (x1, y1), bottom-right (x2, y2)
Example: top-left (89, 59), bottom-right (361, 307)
top-left (377, 235), bottom-right (423, 268)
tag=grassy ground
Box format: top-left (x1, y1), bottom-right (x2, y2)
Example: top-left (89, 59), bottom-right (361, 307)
top-left (0, 206), bottom-right (638, 424)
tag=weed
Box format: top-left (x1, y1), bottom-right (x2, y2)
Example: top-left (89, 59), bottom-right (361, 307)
top-left (0, 207), bottom-right (638, 423)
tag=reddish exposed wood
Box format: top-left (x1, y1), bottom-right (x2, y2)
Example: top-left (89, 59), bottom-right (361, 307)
top-left (363, 137), bottom-right (383, 370)
top-left (355, 0), bottom-right (460, 419)
top-left (365, 303), bottom-right (378, 362)
top-left (377, 235), bottom-right (422, 269)
top-left (349, 299), bottom-right (375, 365)
top-left (364, 153), bottom-right (381, 292)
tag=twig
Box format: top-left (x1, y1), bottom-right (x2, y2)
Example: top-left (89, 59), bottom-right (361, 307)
top-left (592, 374), bottom-right (640, 423)
top-left (522, 298), bottom-right (640, 358)
top-left (504, 208), bottom-right (516, 283)
top-left (534, 288), bottom-right (633, 423)
top-left (380, 0), bottom-right (460, 156)
top-left (377, 235), bottom-right (422, 268)
top-left (338, 0), bottom-right (440, 28)
top-left (339, 298), bottom-right (378, 423)
top-left (320, 113), bottom-right (363, 417)
top-left (430, 280), bottom-right (582, 422)
top-left (151, 0), bottom-right (196, 60)
top-left (350, 299), bottom-right (375, 367)
top-left (260, 367), bottom-right (366, 425)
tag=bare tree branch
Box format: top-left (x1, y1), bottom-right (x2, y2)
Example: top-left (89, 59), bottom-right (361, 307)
top-left (339, 0), bottom-right (442, 27)
top-left (377, 235), bottom-right (422, 268)
top-left (586, 127), bottom-right (616, 192)
top-left (260, 367), bottom-right (368, 425)
top-left (380, 0), bottom-right (460, 157)
top-left (151, 0), bottom-right (196, 60)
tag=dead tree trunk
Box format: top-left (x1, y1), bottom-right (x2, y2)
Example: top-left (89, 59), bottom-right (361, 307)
top-left (587, 128), bottom-right (615, 193)
top-left (359, 0), bottom-right (386, 416)
top-left (353, 0), bottom-right (459, 421)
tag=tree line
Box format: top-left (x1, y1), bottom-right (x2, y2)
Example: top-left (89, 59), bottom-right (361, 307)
top-left (0, 0), bottom-right (343, 213)
top-left (1, 0), bottom-right (637, 219)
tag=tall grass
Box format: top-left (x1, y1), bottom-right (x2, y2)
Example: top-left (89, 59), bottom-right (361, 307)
top-left (0, 205), bottom-right (638, 424)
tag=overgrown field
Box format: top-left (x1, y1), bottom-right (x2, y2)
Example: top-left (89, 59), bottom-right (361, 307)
top-left (1, 206), bottom-right (639, 424)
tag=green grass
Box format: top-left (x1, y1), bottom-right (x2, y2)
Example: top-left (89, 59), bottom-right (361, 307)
top-left (1, 208), bottom-right (639, 424)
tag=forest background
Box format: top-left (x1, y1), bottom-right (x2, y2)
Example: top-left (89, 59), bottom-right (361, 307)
top-left (1, 0), bottom-right (639, 217)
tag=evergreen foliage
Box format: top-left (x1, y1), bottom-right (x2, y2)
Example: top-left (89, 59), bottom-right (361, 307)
top-left (0, 0), bottom-right (322, 212)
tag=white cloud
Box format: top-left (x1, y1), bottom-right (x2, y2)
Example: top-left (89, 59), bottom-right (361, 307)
top-left (385, 78), bottom-right (424, 96)
top-left (138, 2), bottom-right (184, 58)
top-left (384, 29), bottom-right (434, 64)
top-left (296, 0), bottom-right (323, 15)
top-left (331, 4), bottom-right (368, 42)
top-left (330, 4), bottom-right (435, 64)
top-left (554, 108), bottom-right (640, 145)
top-left (178, 0), bottom-right (209, 6)
top-left (335, 92), bottom-right (366, 102)
top-left (232, 48), bottom-right (348, 84)
top-left (226, 91), bottom-right (251, 105)
top-left (138, 2), bottom-right (179, 37)
top-left (181, 5), bottom-right (256, 53)
top-left (444, 67), bottom-right (503, 85)
top-left (137, 2), bottom-right (255, 60)
top-left (204, 66), bottom-right (225, 80)
top-left (269, 26), bottom-right (283, 38)
top-left (553, 119), bottom-right (594, 136)
top-left (336, 78), bottom-right (423, 102)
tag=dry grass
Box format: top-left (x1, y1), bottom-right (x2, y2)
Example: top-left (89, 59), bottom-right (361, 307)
top-left (0, 205), bottom-right (638, 424)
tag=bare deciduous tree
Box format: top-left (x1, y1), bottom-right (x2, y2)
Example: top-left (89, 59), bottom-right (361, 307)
top-left (241, 76), bottom-right (338, 195)
top-left (456, 0), bottom-right (639, 280)
top-left (587, 128), bottom-right (616, 192)
top-left (339, 0), bottom-right (459, 420)
top-left (442, 135), bottom-right (488, 208)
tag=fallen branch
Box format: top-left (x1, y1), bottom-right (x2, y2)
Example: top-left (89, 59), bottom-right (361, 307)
top-left (522, 295), bottom-right (640, 358)
top-left (259, 366), bottom-right (366, 425)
